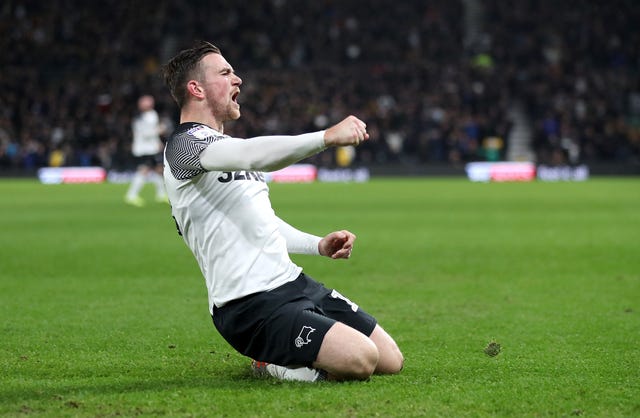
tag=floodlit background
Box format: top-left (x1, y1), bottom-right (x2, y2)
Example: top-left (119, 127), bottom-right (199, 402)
top-left (1, 0), bottom-right (639, 178)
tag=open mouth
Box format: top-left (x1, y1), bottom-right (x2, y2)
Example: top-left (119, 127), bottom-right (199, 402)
top-left (232, 91), bottom-right (239, 103)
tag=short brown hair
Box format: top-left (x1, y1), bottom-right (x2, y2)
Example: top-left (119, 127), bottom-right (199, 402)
top-left (161, 41), bottom-right (221, 108)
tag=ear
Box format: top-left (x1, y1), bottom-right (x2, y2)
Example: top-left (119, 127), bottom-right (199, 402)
top-left (187, 80), bottom-right (205, 99)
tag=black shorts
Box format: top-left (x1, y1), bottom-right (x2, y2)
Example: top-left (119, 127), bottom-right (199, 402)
top-left (211, 272), bottom-right (377, 368)
top-left (133, 153), bottom-right (163, 168)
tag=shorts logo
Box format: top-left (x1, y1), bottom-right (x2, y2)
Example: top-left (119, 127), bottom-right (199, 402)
top-left (294, 326), bottom-right (315, 348)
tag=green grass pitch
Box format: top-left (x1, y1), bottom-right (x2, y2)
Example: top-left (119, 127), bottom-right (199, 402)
top-left (0, 177), bottom-right (638, 417)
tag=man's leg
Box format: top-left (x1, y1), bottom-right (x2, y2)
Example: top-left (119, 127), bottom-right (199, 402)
top-left (312, 322), bottom-right (379, 381)
top-left (369, 324), bottom-right (404, 374)
top-left (125, 165), bottom-right (149, 206)
top-left (254, 323), bottom-right (403, 382)
top-left (152, 163), bottom-right (168, 202)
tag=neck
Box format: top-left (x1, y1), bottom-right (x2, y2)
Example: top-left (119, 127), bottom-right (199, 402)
top-left (180, 107), bottom-right (223, 133)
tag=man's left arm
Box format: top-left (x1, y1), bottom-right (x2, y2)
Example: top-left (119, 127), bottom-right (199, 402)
top-left (276, 217), bottom-right (355, 259)
top-left (275, 217), bottom-right (321, 255)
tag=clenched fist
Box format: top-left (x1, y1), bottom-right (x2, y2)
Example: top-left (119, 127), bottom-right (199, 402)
top-left (318, 230), bottom-right (356, 259)
top-left (323, 115), bottom-right (370, 147)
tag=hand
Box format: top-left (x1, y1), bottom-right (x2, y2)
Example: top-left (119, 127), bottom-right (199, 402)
top-left (323, 116), bottom-right (370, 147)
top-left (318, 230), bottom-right (356, 259)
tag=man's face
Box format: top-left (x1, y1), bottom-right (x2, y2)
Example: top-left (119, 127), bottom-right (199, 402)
top-left (198, 53), bottom-right (243, 123)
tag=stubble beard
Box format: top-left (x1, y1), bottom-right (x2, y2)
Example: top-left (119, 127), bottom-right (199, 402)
top-left (209, 101), bottom-right (241, 129)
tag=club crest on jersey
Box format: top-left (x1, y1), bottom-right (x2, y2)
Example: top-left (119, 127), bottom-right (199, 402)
top-left (294, 326), bottom-right (316, 348)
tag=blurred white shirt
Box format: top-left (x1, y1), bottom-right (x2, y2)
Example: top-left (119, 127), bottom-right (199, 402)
top-left (132, 109), bottom-right (162, 157)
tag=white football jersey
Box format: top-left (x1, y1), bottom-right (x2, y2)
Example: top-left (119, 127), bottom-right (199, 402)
top-left (132, 109), bottom-right (162, 156)
top-left (164, 122), bottom-right (311, 313)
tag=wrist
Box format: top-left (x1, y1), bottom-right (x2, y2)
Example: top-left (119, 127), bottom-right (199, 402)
top-left (315, 237), bottom-right (323, 256)
top-left (319, 129), bottom-right (329, 147)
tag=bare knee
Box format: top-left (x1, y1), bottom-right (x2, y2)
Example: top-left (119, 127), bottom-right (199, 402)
top-left (344, 340), bottom-right (379, 380)
top-left (313, 323), bottom-right (380, 381)
top-left (369, 325), bottom-right (404, 375)
top-left (383, 348), bottom-right (404, 374)
top-left (378, 342), bottom-right (404, 374)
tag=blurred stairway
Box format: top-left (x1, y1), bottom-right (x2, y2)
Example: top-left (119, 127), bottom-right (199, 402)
top-left (462, 0), bottom-right (535, 162)
top-left (506, 101), bottom-right (535, 162)
top-left (461, 0), bottom-right (485, 51)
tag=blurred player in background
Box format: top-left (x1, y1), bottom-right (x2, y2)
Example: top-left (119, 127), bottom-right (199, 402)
top-left (160, 41), bottom-right (403, 382)
top-left (124, 94), bottom-right (168, 207)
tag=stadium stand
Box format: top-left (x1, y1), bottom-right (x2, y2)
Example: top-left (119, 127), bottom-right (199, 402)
top-left (1, 0), bottom-right (638, 173)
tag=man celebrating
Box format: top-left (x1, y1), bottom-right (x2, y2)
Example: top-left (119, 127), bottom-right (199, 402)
top-left (161, 41), bottom-right (403, 382)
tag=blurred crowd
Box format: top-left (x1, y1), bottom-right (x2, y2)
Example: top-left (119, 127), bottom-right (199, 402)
top-left (482, 0), bottom-right (640, 165)
top-left (1, 0), bottom-right (638, 172)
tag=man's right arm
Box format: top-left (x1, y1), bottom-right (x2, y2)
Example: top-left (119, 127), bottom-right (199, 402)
top-left (199, 131), bottom-right (326, 172)
top-left (199, 115), bottom-right (369, 172)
